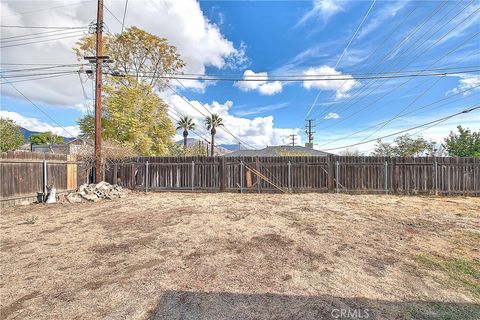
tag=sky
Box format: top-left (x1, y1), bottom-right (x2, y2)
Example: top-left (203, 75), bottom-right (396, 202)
top-left (1, 0), bottom-right (479, 154)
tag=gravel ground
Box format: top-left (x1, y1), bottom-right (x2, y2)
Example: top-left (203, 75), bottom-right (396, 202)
top-left (1, 192), bottom-right (479, 319)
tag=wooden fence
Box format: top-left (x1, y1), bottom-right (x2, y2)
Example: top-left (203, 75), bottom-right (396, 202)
top-left (0, 151), bottom-right (87, 207)
top-left (104, 155), bottom-right (479, 195)
top-left (1, 153), bottom-right (478, 207)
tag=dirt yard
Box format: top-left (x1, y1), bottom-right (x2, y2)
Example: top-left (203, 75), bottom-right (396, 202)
top-left (1, 193), bottom-right (479, 319)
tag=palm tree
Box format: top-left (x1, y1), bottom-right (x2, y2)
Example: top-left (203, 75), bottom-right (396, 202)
top-left (205, 114), bottom-right (224, 156)
top-left (176, 116), bottom-right (196, 149)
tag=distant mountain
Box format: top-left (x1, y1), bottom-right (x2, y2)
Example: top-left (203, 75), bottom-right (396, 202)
top-left (218, 144), bottom-right (241, 151)
top-left (20, 127), bottom-right (75, 143)
top-left (20, 127), bottom-right (40, 140)
top-left (176, 138), bottom-right (232, 155)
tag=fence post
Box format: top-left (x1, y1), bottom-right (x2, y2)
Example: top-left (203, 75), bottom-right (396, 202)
top-left (145, 161), bottom-right (149, 192)
top-left (191, 160), bottom-right (195, 191)
top-left (327, 155), bottom-right (334, 192)
top-left (240, 160), bottom-right (244, 193)
top-left (220, 157), bottom-right (226, 192)
top-left (42, 160), bottom-right (48, 201)
top-left (335, 160), bottom-right (339, 193)
top-left (288, 161), bottom-right (292, 193)
top-left (434, 159), bottom-right (438, 195)
top-left (255, 157), bottom-right (261, 193)
top-left (114, 163), bottom-right (118, 185)
top-left (384, 161), bottom-right (388, 194)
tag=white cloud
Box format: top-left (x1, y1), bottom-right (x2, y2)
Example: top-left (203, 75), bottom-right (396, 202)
top-left (324, 112), bottom-right (339, 119)
top-left (0, 0), bottom-right (247, 106)
top-left (302, 65), bottom-right (358, 99)
top-left (234, 102), bottom-right (289, 116)
top-left (296, 0), bottom-right (345, 27)
top-left (234, 70), bottom-right (283, 95)
top-left (0, 111), bottom-right (80, 137)
top-left (163, 94), bottom-right (298, 148)
top-left (357, 1), bottom-right (407, 39)
top-left (447, 75), bottom-right (480, 96)
top-left (315, 107), bottom-right (480, 154)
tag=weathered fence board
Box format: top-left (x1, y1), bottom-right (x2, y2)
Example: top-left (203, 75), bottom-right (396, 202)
top-left (104, 155), bottom-right (479, 195)
top-left (1, 151), bottom-right (87, 207)
top-left (1, 153), bottom-right (479, 208)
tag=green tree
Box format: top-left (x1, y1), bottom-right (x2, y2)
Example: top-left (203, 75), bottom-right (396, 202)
top-left (74, 26), bottom-right (185, 156)
top-left (205, 114), bottom-right (224, 157)
top-left (78, 82), bottom-right (175, 155)
top-left (373, 134), bottom-right (436, 157)
top-left (29, 131), bottom-right (64, 145)
top-left (75, 26), bottom-right (185, 91)
top-left (168, 141), bottom-right (207, 156)
top-left (443, 126), bottom-right (480, 157)
top-left (176, 116), bottom-right (195, 149)
top-left (0, 118), bottom-right (24, 151)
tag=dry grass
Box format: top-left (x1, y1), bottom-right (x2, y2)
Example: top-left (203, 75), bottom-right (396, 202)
top-left (1, 193), bottom-right (479, 319)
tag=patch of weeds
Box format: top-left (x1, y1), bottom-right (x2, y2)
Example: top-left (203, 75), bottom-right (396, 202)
top-left (20, 216), bottom-right (38, 225)
top-left (402, 300), bottom-right (480, 320)
top-left (415, 254), bottom-right (480, 298)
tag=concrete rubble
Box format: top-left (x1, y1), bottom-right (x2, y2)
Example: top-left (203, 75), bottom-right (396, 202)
top-left (60, 181), bottom-right (128, 203)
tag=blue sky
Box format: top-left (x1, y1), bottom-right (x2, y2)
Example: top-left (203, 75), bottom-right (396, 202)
top-left (1, 0), bottom-right (479, 153)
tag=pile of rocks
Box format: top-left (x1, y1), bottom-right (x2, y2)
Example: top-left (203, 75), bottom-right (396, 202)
top-left (61, 181), bottom-right (128, 203)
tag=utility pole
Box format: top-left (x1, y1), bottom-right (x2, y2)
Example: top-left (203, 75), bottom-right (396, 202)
top-left (289, 134), bottom-right (297, 147)
top-left (94, 0), bottom-right (103, 183)
top-left (305, 119), bottom-right (315, 144)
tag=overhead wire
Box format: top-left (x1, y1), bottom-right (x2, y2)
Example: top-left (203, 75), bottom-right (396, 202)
top-left (310, 0), bottom-right (458, 123)
top-left (314, 1), bottom-right (479, 126)
top-left (1, 75), bottom-right (77, 138)
top-left (314, 9), bottom-right (480, 134)
top-left (315, 84), bottom-right (480, 148)
top-left (0, 25), bottom-right (88, 30)
top-left (1, 29), bottom-right (89, 44)
top-left (0, 32), bottom-right (88, 48)
top-left (317, 105), bottom-right (479, 151)
top-left (305, 0), bottom-right (378, 118)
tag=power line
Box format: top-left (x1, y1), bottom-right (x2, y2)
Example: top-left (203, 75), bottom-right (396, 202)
top-left (0, 63), bottom-right (86, 73)
top-left (0, 1), bottom-right (93, 18)
top-left (103, 4), bottom-right (123, 26)
top-left (121, 0), bottom-right (129, 33)
top-left (315, 83), bottom-right (480, 148)
top-left (165, 65), bottom-right (480, 78)
top-left (315, 25), bottom-right (480, 132)
top-left (164, 83), bottom-right (256, 149)
top-left (315, 1), bottom-right (479, 126)
top-left (305, 0), bottom-right (377, 118)
top-left (358, 76), bottom-right (445, 142)
top-left (0, 32), bottom-right (87, 49)
top-left (310, 0), bottom-right (459, 123)
top-left (335, 0), bottom-right (377, 69)
top-left (1, 29), bottom-right (88, 44)
top-left (107, 68), bottom-right (480, 82)
top-left (1, 75), bottom-right (77, 138)
top-left (317, 105), bottom-right (479, 151)
top-left (307, 2), bottom-right (422, 122)
top-left (0, 72), bottom-right (78, 84)
top-left (0, 25), bottom-right (87, 30)
top-left (1, 28), bottom-right (88, 41)
top-left (0, 70), bottom-right (85, 79)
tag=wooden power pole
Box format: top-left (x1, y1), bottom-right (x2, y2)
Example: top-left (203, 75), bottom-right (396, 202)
top-left (289, 134), bottom-right (297, 147)
top-left (94, 0), bottom-right (103, 183)
top-left (305, 119), bottom-right (315, 144)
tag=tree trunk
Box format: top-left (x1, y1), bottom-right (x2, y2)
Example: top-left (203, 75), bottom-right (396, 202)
top-left (183, 130), bottom-right (188, 149)
top-left (211, 134), bottom-right (215, 157)
top-left (211, 127), bottom-right (216, 157)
